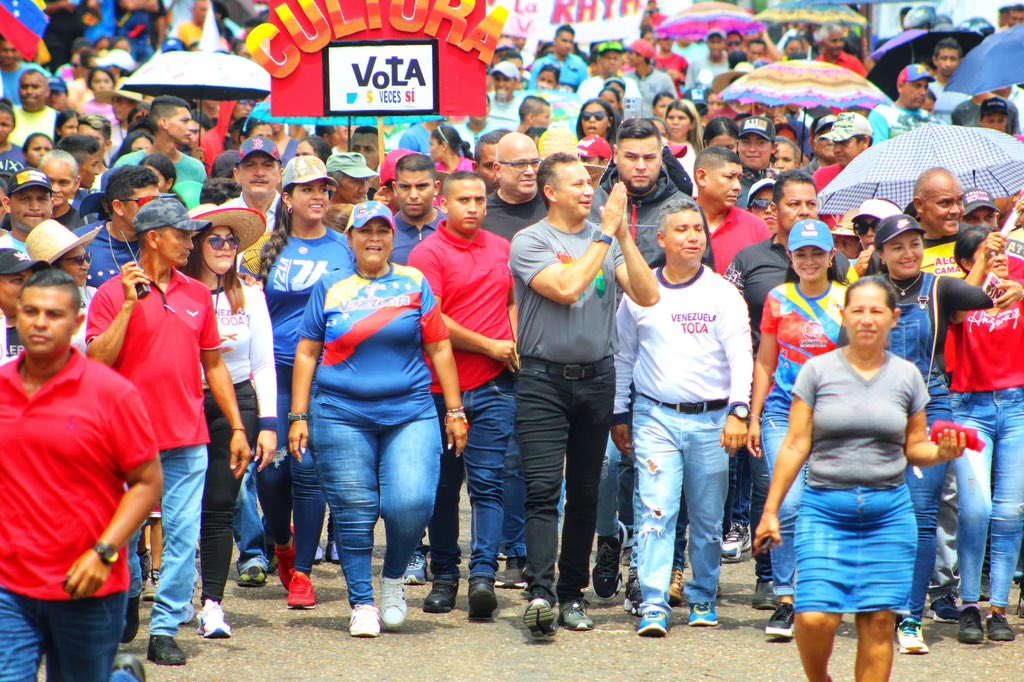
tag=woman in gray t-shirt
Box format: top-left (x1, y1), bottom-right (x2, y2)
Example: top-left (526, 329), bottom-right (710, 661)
top-left (753, 278), bottom-right (967, 682)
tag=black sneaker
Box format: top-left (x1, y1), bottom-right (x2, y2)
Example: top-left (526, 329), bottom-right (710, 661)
top-left (557, 598), bottom-right (594, 631)
top-left (765, 603), bottom-right (795, 641)
top-left (423, 577), bottom-right (459, 613)
top-left (112, 653), bottom-right (146, 681)
top-left (147, 635), bottom-right (186, 666)
top-left (495, 556), bottom-right (527, 589)
top-left (623, 568), bottom-right (642, 617)
top-left (986, 613), bottom-right (1016, 641)
top-left (1018, 587), bottom-right (1024, 618)
top-left (121, 595), bottom-right (141, 644)
top-left (591, 524), bottom-right (625, 599)
top-left (927, 593), bottom-right (959, 623)
top-left (467, 577), bottom-right (497, 620)
top-left (523, 597), bottom-right (556, 638)
top-left (958, 606), bottom-right (984, 644)
top-left (752, 579), bottom-right (779, 611)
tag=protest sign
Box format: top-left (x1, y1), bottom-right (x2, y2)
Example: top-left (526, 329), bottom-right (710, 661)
top-left (490, 0), bottom-right (692, 45)
top-left (247, 0), bottom-right (507, 117)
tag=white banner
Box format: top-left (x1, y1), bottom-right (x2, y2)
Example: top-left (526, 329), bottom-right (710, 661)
top-left (324, 41), bottom-right (438, 116)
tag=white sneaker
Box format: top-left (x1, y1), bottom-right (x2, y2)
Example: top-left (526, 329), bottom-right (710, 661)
top-left (380, 576), bottom-right (408, 628)
top-left (349, 604), bottom-right (381, 638)
top-left (897, 618), bottom-right (929, 655)
top-left (198, 599), bottom-right (232, 639)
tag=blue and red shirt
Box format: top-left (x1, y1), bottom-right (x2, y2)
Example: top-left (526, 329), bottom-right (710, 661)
top-left (298, 264), bottom-right (449, 425)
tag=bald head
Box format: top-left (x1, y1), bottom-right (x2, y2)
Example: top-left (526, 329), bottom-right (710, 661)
top-left (495, 132), bottom-right (541, 204)
top-left (913, 167), bottom-right (963, 239)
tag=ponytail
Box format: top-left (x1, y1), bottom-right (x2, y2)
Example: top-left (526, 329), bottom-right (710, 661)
top-left (260, 194), bottom-right (292, 286)
top-left (432, 124), bottom-right (469, 159)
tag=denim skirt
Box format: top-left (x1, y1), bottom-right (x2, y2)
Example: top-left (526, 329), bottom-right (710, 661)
top-left (794, 484), bottom-right (916, 614)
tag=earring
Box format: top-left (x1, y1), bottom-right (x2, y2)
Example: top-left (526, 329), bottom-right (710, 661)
top-left (287, 206), bottom-right (292, 214)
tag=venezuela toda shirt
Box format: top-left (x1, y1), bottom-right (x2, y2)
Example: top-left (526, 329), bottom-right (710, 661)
top-left (299, 264), bottom-right (450, 426)
top-left (0, 351), bottom-right (158, 600)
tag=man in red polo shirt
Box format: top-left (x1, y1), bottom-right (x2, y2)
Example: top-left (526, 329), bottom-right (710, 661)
top-left (695, 147), bottom-right (771, 274)
top-left (0, 269), bottom-right (161, 681)
top-left (815, 23), bottom-right (866, 76)
top-left (409, 171), bottom-right (518, 620)
top-left (86, 197), bottom-right (251, 667)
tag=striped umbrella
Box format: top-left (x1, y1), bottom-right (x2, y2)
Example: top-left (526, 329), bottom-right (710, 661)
top-left (818, 124), bottom-right (1024, 215)
top-left (719, 60), bottom-right (891, 109)
top-left (655, 2), bottom-right (765, 41)
top-left (755, 2), bottom-right (866, 27)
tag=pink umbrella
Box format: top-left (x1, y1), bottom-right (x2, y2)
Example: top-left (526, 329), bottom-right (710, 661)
top-left (655, 2), bottom-right (765, 41)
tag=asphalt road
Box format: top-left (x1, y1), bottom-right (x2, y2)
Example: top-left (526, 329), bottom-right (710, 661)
top-left (119, 505), bottom-right (1024, 682)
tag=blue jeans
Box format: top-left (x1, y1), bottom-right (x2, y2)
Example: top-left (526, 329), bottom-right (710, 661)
top-left (0, 587), bottom-right (127, 682)
top-left (150, 445), bottom-right (207, 638)
top-left (596, 437), bottom-right (624, 538)
top-left (428, 377), bottom-right (517, 580)
top-left (256, 364), bottom-right (326, 573)
top-left (749, 452), bottom-right (773, 581)
top-left (501, 431), bottom-right (527, 559)
top-left (762, 412), bottom-right (803, 597)
top-left (952, 389), bottom-right (1024, 608)
top-left (309, 400), bottom-right (441, 607)
top-left (729, 449), bottom-right (753, 527)
top-left (632, 398), bottom-right (728, 613)
top-left (234, 462), bottom-right (268, 573)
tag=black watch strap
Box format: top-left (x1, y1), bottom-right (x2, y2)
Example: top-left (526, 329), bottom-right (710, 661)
top-left (93, 542), bottom-right (118, 565)
top-left (288, 412), bottom-right (309, 423)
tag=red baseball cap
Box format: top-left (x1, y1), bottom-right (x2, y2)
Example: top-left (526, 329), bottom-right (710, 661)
top-left (628, 39), bottom-right (656, 61)
top-left (379, 149), bottom-right (416, 186)
top-left (577, 135), bottom-right (612, 160)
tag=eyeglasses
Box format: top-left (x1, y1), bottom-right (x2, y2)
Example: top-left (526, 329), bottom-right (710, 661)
top-left (498, 159), bottom-right (542, 171)
top-left (60, 253), bottom-right (92, 267)
top-left (749, 199), bottom-right (772, 211)
top-left (581, 110), bottom-right (608, 122)
top-left (120, 195), bottom-right (160, 208)
top-left (208, 235), bottom-right (241, 250)
top-left (727, 41), bottom-right (742, 48)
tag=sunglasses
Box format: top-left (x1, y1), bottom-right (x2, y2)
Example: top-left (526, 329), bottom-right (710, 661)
top-left (60, 253), bottom-right (92, 267)
top-left (581, 110), bottom-right (608, 122)
top-left (853, 219), bottom-right (878, 236)
top-left (749, 199), bottom-right (772, 211)
top-left (208, 235), bottom-right (241, 250)
top-left (120, 195), bottom-right (160, 208)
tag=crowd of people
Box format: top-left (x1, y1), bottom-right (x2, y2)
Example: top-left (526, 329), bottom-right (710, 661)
top-left (5, 2), bottom-right (1024, 681)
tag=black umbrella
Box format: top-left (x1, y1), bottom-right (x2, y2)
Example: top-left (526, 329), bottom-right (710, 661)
top-left (867, 30), bottom-right (983, 101)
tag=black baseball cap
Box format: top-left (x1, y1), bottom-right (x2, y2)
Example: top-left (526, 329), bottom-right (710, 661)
top-left (738, 116), bottom-right (776, 141)
top-left (7, 169), bottom-right (52, 195)
top-left (981, 97), bottom-right (1009, 118)
top-left (874, 214), bottom-right (925, 247)
top-left (963, 187), bottom-right (998, 215)
top-left (0, 248), bottom-right (47, 275)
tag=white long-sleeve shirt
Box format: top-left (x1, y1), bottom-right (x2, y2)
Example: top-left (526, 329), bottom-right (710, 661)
top-left (615, 266), bottom-right (753, 415)
top-left (208, 283), bottom-right (277, 427)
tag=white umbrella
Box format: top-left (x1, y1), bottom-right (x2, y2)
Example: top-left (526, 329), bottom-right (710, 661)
top-left (120, 50), bottom-right (271, 102)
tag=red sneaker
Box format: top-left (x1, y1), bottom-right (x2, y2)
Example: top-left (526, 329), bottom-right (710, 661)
top-left (276, 545), bottom-right (296, 590)
top-left (287, 571), bottom-right (317, 609)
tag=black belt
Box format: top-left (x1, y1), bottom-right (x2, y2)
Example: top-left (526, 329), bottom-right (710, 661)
top-left (640, 394), bottom-right (728, 414)
top-left (520, 356), bottom-right (614, 380)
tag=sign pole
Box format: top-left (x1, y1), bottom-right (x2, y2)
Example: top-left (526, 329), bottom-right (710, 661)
top-left (377, 116), bottom-right (386, 172)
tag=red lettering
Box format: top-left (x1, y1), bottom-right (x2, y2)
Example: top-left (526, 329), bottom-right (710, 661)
top-left (621, 0), bottom-right (643, 17)
top-left (578, 0), bottom-right (597, 23)
top-left (551, 0), bottom-right (573, 25)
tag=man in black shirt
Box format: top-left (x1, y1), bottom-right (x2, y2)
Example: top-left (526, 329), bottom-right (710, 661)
top-left (483, 132), bottom-right (547, 241)
top-left (40, 151), bottom-right (84, 231)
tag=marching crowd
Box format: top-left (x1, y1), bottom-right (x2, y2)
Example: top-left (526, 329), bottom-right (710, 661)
top-left (5, 3), bottom-right (1024, 681)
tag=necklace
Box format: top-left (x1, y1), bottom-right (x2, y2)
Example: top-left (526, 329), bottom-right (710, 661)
top-left (888, 272), bottom-right (922, 297)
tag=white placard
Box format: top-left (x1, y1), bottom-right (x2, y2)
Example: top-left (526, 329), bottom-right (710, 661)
top-left (324, 40), bottom-right (438, 116)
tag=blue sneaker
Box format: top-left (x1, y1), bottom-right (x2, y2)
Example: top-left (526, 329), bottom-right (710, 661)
top-left (689, 602), bottom-right (718, 627)
top-left (403, 551), bottom-right (428, 585)
top-left (637, 610), bottom-right (668, 637)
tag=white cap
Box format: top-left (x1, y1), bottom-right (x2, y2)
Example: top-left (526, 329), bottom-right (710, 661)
top-left (854, 198), bottom-right (902, 221)
top-left (490, 61), bottom-right (520, 81)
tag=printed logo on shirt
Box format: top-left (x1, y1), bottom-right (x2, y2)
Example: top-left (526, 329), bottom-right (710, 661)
top-left (187, 310), bottom-right (199, 317)
top-left (273, 258), bottom-right (331, 292)
top-left (966, 306), bottom-right (1020, 332)
top-left (801, 321), bottom-right (827, 348)
top-left (671, 311), bottom-right (717, 334)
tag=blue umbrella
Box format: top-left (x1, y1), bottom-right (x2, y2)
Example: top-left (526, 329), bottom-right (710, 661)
top-left (248, 99), bottom-right (444, 127)
top-left (946, 24), bottom-right (1024, 96)
top-left (818, 124), bottom-right (1024, 215)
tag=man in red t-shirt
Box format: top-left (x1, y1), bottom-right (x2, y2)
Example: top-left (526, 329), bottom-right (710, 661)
top-left (87, 198), bottom-right (251, 667)
top-left (815, 23), bottom-right (867, 76)
top-left (409, 171), bottom-right (519, 617)
top-left (695, 147), bottom-right (771, 274)
top-left (0, 269), bottom-right (161, 681)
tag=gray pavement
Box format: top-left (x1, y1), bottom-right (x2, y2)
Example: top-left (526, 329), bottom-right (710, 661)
top-left (122, 510), bottom-right (1024, 682)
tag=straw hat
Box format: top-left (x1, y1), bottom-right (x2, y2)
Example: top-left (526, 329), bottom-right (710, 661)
top-left (25, 220), bottom-right (102, 264)
top-left (188, 204), bottom-right (266, 251)
top-left (94, 79), bottom-right (145, 104)
top-left (538, 127), bottom-right (580, 159)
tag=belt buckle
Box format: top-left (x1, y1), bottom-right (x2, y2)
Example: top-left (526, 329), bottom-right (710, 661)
top-left (562, 364), bottom-right (584, 380)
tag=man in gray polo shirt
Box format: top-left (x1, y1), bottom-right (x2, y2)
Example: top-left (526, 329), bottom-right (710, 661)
top-left (510, 152), bottom-right (659, 637)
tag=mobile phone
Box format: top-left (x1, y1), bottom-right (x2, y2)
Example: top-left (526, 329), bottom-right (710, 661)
top-left (136, 282), bottom-right (151, 300)
top-left (624, 96), bottom-right (642, 120)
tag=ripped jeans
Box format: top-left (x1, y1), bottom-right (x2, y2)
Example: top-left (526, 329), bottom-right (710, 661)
top-left (951, 389), bottom-right (1024, 608)
top-left (632, 396), bottom-right (729, 615)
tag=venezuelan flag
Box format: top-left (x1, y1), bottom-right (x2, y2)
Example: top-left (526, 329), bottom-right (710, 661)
top-left (0, 0), bottom-right (49, 61)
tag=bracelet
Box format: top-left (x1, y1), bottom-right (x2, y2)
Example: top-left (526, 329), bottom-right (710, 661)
top-left (232, 427), bottom-right (246, 432)
top-left (446, 413), bottom-right (468, 423)
top-left (446, 406), bottom-right (465, 414)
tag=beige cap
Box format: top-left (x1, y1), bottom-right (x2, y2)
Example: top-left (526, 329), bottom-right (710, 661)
top-left (25, 220), bottom-right (102, 264)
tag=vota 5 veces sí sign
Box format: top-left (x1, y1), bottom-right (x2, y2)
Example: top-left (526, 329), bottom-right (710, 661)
top-left (324, 40), bottom-right (438, 116)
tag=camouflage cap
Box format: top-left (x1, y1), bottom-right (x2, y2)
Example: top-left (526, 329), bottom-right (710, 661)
top-left (135, 196), bottom-right (212, 235)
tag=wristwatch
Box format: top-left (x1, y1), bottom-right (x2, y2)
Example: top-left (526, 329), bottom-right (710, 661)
top-left (93, 542), bottom-right (119, 565)
top-left (728, 404), bottom-right (751, 421)
top-left (593, 232), bottom-right (614, 246)
top-left (288, 412), bottom-right (309, 423)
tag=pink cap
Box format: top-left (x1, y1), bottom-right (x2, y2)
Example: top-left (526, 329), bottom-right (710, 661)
top-left (380, 149), bottom-right (416, 186)
top-left (577, 135), bottom-right (612, 160)
top-left (628, 39), bottom-right (656, 61)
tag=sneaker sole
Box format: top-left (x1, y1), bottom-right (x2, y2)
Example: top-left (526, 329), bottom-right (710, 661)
top-left (689, 619), bottom-right (718, 627)
top-left (957, 631), bottom-right (984, 644)
top-left (764, 627), bottom-right (794, 641)
top-left (558, 617), bottom-right (594, 631)
top-left (987, 631), bottom-right (1016, 642)
top-left (468, 590), bottom-right (498, 620)
top-left (898, 643), bottom-right (929, 654)
top-left (927, 610), bottom-right (959, 624)
top-left (752, 598), bottom-right (780, 611)
top-left (199, 626), bottom-right (232, 639)
top-left (637, 621), bottom-right (667, 637)
top-left (403, 577), bottom-right (427, 586)
top-left (523, 602), bottom-right (556, 638)
top-left (495, 579), bottom-right (527, 589)
top-left (381, 611), bottom-right (407, 628)
top-left (287, 602), bottom-right (317, 610)
top-left (350, 630), bottom-right (380, 638)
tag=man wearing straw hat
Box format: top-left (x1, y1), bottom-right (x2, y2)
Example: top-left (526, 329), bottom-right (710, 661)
top-left (86, 197), bottom-right (251, 666)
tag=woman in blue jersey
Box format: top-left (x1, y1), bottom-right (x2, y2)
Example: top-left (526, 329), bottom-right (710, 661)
top-left (290, 201), bottom-right (467, 639)
top-left (747, 219), bottom-right (848, 643)
top-left (256, 156), bottom-right (355, 610)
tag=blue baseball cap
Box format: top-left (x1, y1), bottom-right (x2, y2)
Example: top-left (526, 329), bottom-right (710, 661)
top-left (47, 77), bottom-right (67, 94)
top-left (788, 219), bottom-right (834, 252)
top-left (347, 201), bottom-right (395, 231)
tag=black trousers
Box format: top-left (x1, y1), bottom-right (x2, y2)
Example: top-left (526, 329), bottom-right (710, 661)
top-left (516, 366), bottom-right (614, 604)
top-left (201, 382), bottom-right (258, 603)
